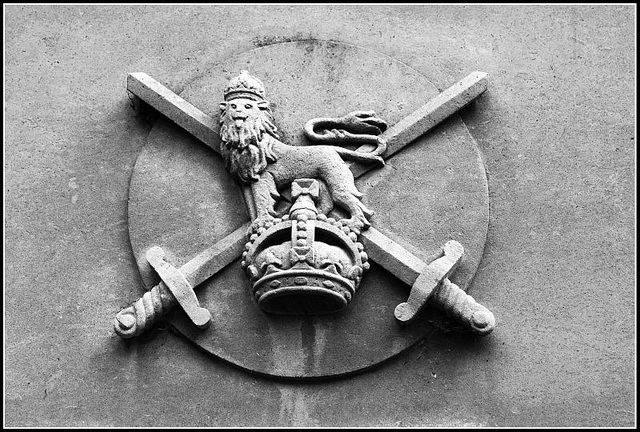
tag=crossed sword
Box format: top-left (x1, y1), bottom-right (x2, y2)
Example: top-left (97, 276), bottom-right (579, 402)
top-left (114, 71), bottom-right (496, 338)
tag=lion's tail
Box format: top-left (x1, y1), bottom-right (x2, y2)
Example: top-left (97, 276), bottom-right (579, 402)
top-left (331, 136), bottom-right (387, 166)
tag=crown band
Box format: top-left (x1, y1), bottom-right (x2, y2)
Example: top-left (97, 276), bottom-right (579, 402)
top-left (224, 90), bottom-right (264, 101)
top-left (223, 70), bottom-right (266, 102)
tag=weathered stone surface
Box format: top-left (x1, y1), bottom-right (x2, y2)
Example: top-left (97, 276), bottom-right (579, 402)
top-left (127, 40), bottom-right (490, 377)
top-left (5, 4), bottom-right (635, 428)
top-left (124, 67), bottom-right (492, 334)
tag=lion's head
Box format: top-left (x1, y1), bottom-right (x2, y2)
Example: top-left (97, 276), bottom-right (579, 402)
top-left (219, 71), bottom-right (279, 183)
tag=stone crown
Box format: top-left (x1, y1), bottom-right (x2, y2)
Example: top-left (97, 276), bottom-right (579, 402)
top-left (224, 70), bottom-right (266, 101)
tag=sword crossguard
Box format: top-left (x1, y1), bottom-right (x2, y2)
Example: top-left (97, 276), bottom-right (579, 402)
top-left (394, 240), bottom-right (463, 325)
top-left (394, 240), bottom-right (495, 335)
top-left (145, 246), bottom-right (212, 329)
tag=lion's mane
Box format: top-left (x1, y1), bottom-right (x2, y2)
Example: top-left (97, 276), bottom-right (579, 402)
top-left (219, 106), bottom-right (279, 183)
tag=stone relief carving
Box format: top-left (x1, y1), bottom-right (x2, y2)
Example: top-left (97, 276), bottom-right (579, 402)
top-left (242, 178), bottom-right (368, 314)
top-left (114, 67), bottom-right (496, 341)
top-left (219, 70), bottom-right (386, 232)
top-left (219, 71), bottom-right (387, 314)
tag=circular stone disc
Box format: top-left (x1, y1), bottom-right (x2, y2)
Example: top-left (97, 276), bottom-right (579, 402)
top-left (127, 40), bottom-right (488, 378)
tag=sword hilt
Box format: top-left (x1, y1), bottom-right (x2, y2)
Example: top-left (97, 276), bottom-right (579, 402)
top-left (113, 281), bottom-right (177, 338)
top-left (431, 278), bottom-right (495, 336)
top-left (114, 246), bottom-right (212, 338)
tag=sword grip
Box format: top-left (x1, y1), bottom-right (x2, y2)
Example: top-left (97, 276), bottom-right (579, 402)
top-left (431, 278), bottom-right (495, 336)
top-left (113, 282), bottom-right (177, 338)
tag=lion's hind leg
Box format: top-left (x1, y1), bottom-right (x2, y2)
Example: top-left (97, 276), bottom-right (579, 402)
top-left (338, 196), bottom-right (372, 233)
top-left (328, 183), bottom-right (373, 233)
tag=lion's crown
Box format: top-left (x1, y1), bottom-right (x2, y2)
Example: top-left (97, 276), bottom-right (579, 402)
top-left (224, 70), bottom-right (266, 101)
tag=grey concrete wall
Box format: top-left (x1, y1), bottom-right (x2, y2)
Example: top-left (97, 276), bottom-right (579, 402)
top-left (4, 4), bottom-right (635, 427)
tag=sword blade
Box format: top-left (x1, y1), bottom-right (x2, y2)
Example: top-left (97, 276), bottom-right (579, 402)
top-left (126, 71), bottom-right (488, 181)
top-left (127, 72), bottom-right (221, 154)
top-left (348, 71), bottom-right (488, 178)
top-left (127, 73), bottom-right (259, 218)
top-left (179, 222), bottom-right (250, 287)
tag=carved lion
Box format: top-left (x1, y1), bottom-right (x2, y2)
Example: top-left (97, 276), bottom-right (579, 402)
top-left (218, 71), bottom-right (387, 232)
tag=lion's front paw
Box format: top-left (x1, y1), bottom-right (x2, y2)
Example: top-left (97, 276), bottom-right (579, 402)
top-left (340, 217), bottom-right (370, 236)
